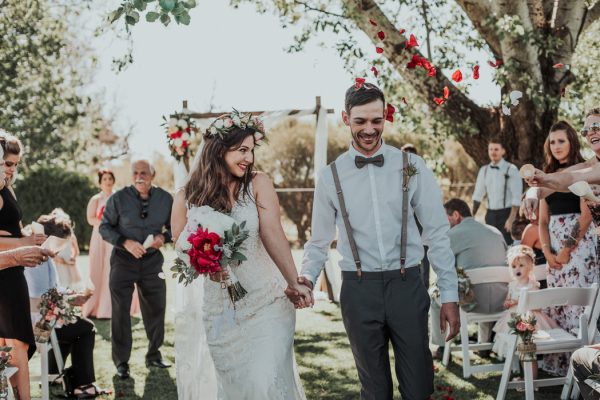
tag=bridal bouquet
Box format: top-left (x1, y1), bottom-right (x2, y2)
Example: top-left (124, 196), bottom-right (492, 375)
top-left (34, 288), bottom-right (80, 343)
top-left (172, 206), bottom-right (250, 305)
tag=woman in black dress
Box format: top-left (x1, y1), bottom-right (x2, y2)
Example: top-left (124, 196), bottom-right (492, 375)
top-left (0, 133), bottom-right (46, 400)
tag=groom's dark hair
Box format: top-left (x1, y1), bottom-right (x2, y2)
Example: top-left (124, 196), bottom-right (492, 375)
top-left (444, 198), bottom-right (472, 218)
top-left (344, 82), bottom-right (385, 114)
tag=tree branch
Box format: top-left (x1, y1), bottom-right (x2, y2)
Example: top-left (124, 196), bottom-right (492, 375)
top-left (582, 1), bottom-right (600, 33)
top-left (293, 1), bottom-right (347, 19)
top-left (455, 0), bottom-right (502, 57)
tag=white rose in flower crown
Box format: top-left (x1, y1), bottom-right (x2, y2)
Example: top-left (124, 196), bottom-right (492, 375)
top-left (168, 118), bottom-right (178, 128)
top-left (232, 114), bottom-right (241, 126)
top-left (181, 132), bottom-right (190, 141)
top-left (174, 138), bottom-right (183, 148)
top-left (223, 118), bottom-right (234, 128)
top-left (214, 119), bottom-right (224, 129)
top-left (178, 119), bottom-right (188, 129)
top-left (209, 126), bottom-right (218, 135)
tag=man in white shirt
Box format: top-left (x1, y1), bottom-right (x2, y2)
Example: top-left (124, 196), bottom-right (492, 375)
top-left (289, 83), bottom-right (459, 400)
top-left (472, 140), bottom-right (522, 244)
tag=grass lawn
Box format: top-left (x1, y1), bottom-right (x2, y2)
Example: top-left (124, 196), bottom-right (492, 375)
top-left (30, 249), bottom-right (565, 399)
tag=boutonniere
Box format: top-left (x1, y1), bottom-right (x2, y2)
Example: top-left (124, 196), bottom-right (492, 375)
top-left (402, 162), bottom-right (418, 192)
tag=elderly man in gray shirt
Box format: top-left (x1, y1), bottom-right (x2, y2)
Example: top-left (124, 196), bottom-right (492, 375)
top-left (100, 159), bottom-right (173, 379)
top-left (431, 198), bottom-right (508, 359)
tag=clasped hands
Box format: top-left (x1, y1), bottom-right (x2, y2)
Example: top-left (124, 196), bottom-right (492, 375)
top-left (123, 234), bottom-right (165, 259)
top-left (284, 276), bottom-right (315, 309)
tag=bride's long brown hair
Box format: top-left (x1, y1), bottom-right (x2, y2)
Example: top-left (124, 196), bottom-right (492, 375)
top-left (185, 127), bottom-right (256, 213)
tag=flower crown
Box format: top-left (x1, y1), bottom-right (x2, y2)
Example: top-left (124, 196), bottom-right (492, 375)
top-left (507, 245), bottom-right (535, 266)
top-left (205, 109), bottom-right (266, 143)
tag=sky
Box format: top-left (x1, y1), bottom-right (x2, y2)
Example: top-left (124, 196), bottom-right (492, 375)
top-left (88, 0), bottom-right (500, 160)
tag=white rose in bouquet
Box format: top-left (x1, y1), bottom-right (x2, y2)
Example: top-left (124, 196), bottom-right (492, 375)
top-left (173, 138), bottom-right (183, 148)
top-left (178, 119), bottom-right (188, 128)
top-left (168, 118), bottom-right (178, 128)
top-left (195, 206), bottom-right (236, 237)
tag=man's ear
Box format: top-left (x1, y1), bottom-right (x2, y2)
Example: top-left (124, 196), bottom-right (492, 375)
top-left (342, 110), bottom-right (350, 126)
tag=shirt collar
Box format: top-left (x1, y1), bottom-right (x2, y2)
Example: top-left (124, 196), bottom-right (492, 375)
top-left (348, 139), bottom-right (386, 158)
top-left (490, 158), bottom-right (506, 168)
top-left (129, 185), bottom-right (153, 199)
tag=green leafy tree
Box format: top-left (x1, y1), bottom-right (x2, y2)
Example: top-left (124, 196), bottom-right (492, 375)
top-left (109, 0), bottom-right (197, 26)
top-left (117, 0), bottom-right (600, 167)
top-left (0, 1), bottom-right (128, 171)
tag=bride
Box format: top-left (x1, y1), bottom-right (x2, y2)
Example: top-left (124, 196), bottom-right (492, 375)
top-left (171, 110), bottom-right (311, 399)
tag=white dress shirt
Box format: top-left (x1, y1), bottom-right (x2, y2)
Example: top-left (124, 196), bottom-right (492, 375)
top-left (472, 159), bottom-right (522, 210)
top-left (301, 142), bottom-right (459, 304)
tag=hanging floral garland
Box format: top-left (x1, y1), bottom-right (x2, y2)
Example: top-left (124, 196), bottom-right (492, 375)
top-left (162, 112), bottom-right (198, 171)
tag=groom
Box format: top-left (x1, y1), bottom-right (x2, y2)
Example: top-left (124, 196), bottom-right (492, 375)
top-left (288, 83), bottom-right (460, 400)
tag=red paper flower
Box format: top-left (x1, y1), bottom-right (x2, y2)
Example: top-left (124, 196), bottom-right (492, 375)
top-left (369, 19), bottom-right (377, 26)
top-left (488, 59), bottom-right (503, 68)
top-left (427, 66), bottom-right (436, 77)
top-left (169, 131), bottom-right (183, 139)
top-left (385, 103), bottom-right (396, 122)
top-left (181, 140), bottom-right (189, 148)
top-left (376, 47), bottom-right (384, 54)
top-left (433, 97), bottom-right (445, 105)
top-left (399, 28), bottom-right (406, 34)
top-left (444, 86), bottom-right (449, 99)
top-left (473, 64), bottom-right (480, 80)
top-left (187, 228), bottom-right (223, 274)
top-left (377, 31), bottom-right (385, 40)
top-left (553, 63), bottom-right (565, 69)
top-left (405, 34), bottom-right (419, 49)
top-left (355, 78), bottom-right (366, 89)
top-left (451, 69), bottom-right (462, 82)
top-left (370, 66), bottom-right (379, 77)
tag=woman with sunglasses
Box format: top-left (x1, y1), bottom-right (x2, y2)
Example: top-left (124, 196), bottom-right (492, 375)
top-left (0, 132), bottom-right (47, 400)
top-left (82, 169), bottom-right (140, 319)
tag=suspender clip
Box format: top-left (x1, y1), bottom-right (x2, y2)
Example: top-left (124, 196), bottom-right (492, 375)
top-left (400, 258), bottom-right (407, 281)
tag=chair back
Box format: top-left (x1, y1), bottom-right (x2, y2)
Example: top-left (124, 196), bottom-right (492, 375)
top-left (517, 284), bottom-right (599, 313)
top-left (465, 266), bottom-right (511, 285)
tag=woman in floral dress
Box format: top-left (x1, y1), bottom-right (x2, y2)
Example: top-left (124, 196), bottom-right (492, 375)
top-left (538, 121), bottom-right (598, 376)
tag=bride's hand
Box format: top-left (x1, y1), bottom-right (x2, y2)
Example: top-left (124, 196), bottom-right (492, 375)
top-left (291, 281), bottom-right (314, 309)
top-left (208, 270), bottom-right (229, 283)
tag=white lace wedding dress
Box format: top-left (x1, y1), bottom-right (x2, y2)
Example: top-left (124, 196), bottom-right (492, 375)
top-left (174, 188), bottom-right (306, 400)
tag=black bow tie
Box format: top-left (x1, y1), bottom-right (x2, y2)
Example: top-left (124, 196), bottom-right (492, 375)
top-left (490, 165), bottom-right (500, 169)
top-left (355, 154), bottom-right (384, 169)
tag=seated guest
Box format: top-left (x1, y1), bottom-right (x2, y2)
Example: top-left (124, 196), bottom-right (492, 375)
top-left (49, 208), bottom-right (82, 288)
top-left (571, 346), bottom-right (600, 400)
top-left (24, 213), bottom-right (109, 398)
top-left (431, 198), bottom-right (508, 359)
top-left (510, 216), bottom-right (529, 246)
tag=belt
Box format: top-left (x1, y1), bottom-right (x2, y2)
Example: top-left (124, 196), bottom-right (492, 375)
top-left (341, 266), bottom-right (419, 280)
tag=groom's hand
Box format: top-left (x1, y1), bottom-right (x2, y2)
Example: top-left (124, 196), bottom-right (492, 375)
top-left (284, 276), bottom-right (314, 309)
top-left (440, 302), bottom-right (460, 342)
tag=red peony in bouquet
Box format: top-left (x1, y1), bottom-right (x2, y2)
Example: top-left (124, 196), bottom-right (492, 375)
top-left (172, 206), bottom-right (250, 305)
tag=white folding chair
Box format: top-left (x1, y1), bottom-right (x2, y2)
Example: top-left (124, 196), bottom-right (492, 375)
top-left (442, 266), bottom-right (512, 378)
top-left (496, 283), bottom-right (600, 400)
top-left (31, 328), bottom-right (64, 400)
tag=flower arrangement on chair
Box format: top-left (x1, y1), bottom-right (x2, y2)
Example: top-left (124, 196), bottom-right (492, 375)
top-left (508, 312), bottom-right (538, 361)
top-left (0, 346), bottom-right (12, 398)
top-left (34, 288), bottom-right (80, 343)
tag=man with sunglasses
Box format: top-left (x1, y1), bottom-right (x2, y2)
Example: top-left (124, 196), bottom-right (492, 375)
top-left (100, 159), bottom-right (173, 379)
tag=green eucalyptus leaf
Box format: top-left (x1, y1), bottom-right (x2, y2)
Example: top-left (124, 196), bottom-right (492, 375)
top-left (146, 11), bottom-right (160, 22)
top-left (133, 0), bottom-right (146, 11)
top-left (160, 13), bottom-right (171, 26)
top-left (159, 0), bottom-right (176, 12)
top-left (183, 0), bottom-right (196, 9)
top-left (108, 7), bottom-right (124, 23)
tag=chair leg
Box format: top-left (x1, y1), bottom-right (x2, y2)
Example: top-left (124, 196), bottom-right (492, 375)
top-left (442, 340), bottom-right (450, 366)
top-left (496, 335), bottom-right (517, 400)
top-left (50, 329), bottom-right (64, 372)
top-left (460, 315), bottom-right (471, 378)
top-left (570, 384), bottom-right (580, 400)
top-left (40, 343), bottom-right (49, 400)
top-left (561, 367), bottom-right (574, 400)
top-left (523, 360), bottom-right (535, 399)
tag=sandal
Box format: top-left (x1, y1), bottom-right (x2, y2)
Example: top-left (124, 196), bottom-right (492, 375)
top-left (73, 383), bottom-right (112, 399)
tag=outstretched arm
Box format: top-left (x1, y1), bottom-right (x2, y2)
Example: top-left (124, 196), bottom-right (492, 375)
top-left (254, 173), bottom-right (313, 307)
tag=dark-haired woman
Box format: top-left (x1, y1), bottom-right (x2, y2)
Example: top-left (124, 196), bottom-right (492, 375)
top-left (82, 169), bottom-right (140, 319)
top-left (171, 112), bottom-right (308, 399)
top-left (538, 121), bottom-right (598, 376)
top-left (0, 133), bottom-right (47, 400)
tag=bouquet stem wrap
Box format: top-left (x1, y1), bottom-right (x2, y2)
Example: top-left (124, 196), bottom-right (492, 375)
top-left (223, 266), bottom-right (248, 306)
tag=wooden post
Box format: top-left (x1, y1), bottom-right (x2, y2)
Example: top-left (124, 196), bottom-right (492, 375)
top-left (182, 100), bottom-right (188, 111)
top-left (315, 96), bottom-right (322, 122)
